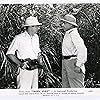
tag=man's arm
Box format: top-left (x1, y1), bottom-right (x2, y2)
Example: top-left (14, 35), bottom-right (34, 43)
top-left (71, 29), bottom-right (87, 67)
top-left (6, 36), bottom-right (22, 67)
top-left (7, 54), bottom-right (28, 69)
top-left (7, 54), bottom-right (22, 66)
top-left (70, 29), bottom-right (87, 73)
top-left (6, 36), bottom-right (28, 69)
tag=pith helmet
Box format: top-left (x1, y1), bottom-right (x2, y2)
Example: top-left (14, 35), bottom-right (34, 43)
top-left (24, 16), bottom-right (42, 26)
top-left (61, 14), bottom-right (78, 26)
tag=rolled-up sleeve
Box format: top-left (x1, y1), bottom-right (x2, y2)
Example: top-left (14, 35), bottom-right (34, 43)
top-left (6, 36), bottom-right (19, 55)
top-left (70, 29), bottom-right (87, 67)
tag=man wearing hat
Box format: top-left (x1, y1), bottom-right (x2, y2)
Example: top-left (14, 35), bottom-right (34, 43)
top-left (61, 14), bottom-right (87, 88)
top-left (6, 16), bottom-right (42, 89)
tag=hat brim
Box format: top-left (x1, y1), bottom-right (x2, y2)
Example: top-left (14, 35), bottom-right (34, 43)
top-left (60, 18), bottom-right (78, 26)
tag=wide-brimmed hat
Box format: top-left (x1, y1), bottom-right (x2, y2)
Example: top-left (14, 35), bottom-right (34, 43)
top-left (24, 16), bottom-right (42, 26)
top-left (60, 14), bottom-right (78, 26)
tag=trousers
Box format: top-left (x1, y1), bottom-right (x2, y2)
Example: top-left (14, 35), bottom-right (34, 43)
top-left (62, 58), bottom-right (85, 88)
top-left (17, 68), bottom-right (38, 89)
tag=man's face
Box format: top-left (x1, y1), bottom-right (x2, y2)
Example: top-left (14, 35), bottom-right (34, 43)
top-left (27, 26), bottom-right (39, 36)
top-left (61, 21), bottom-right (72, 31)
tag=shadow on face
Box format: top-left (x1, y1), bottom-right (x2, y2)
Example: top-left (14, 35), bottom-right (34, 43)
top-left (61, 21), bottom-right (75, 31)
top-left (26, 26), bottom-right (40, 36)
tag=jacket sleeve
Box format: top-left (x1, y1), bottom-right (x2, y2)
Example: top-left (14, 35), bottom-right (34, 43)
top-left (70, 29), bottom-right (87, 67)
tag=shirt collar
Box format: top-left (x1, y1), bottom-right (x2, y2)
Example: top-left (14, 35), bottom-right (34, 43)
top-left (23, 31), bottom-right (37, 38)
top-left (66, 28), bottom-right (77, 34)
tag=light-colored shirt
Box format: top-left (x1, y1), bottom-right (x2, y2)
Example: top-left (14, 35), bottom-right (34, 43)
top-left (62, 28), bottom-right (87, 68)
top-left (6, 31), bottom-right (41, 60)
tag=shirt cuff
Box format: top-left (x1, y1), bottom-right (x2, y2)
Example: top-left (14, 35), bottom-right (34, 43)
top-left (6, 51), bottom-right (15, 55)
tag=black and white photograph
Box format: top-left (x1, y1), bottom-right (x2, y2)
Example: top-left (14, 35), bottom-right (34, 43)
top-left (0, 1), bottom-right (100, 91)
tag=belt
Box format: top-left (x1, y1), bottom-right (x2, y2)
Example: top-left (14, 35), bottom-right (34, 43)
top-left (62, 55), bottom-right (77, 59)
top-left (19, 58), bottom-right (39, 65)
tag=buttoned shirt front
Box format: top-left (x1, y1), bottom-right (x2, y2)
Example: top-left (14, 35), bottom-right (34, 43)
top-left (62, 28), bottom-right (87, 68)
top-left (6, 31), bottom-right (41, 60)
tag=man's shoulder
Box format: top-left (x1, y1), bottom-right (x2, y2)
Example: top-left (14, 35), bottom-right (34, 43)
top-left (15, 32), bottom-right (26, 38)
top-left (70, 28), bottom-right (79, 35)
top-left (71, 28), bottom-right (78, 32)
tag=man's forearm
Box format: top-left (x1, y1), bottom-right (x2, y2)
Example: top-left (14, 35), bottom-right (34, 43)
top-left (7, 54), bottom-right (22, 66)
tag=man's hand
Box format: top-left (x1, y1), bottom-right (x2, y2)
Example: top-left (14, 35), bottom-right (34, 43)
top-left (37, 52), bottom-right (43, 66)
top-left (20, 62), bottom-right (29, 70)
top-left (74, 65), bottom-right (82, 73)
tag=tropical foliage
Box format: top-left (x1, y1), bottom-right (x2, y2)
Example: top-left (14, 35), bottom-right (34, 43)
top-left (0, 3), bottom-right (100, 88)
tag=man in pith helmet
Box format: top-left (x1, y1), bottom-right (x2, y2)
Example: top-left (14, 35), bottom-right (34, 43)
top-left (61, 14), bottom-right (87, 88)
top-left (6, 16), bottom-right (42, 89)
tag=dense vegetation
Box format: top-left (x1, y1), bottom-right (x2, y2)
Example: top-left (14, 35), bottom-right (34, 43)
top-left (0, 3), bottom-right (100, 88)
